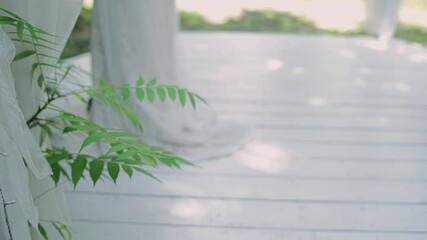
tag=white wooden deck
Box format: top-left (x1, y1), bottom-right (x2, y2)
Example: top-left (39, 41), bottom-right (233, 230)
top-left (66, 33), bottom-right (427, 240)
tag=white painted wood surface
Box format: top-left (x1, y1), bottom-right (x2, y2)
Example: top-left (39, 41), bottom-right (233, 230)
top-left (66, 33), bottom-right (427, 240)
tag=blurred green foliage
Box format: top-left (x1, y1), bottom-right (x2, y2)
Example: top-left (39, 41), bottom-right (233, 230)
top-left (180, 10), bottom-right (322, 33)
top-left (62, 8), bottom-right (427, 59)
top-left (179, 11), bottom-right (216, 30)
top-left (220, 10), bottom-right (321, 33)
top-left (397, 24), bottom-right (427, 45)
top-left (62, 7), bottom-right (91, 58)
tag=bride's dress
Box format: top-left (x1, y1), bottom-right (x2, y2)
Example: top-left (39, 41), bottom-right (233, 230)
top-left (91, 0), bottom-right (250, 161)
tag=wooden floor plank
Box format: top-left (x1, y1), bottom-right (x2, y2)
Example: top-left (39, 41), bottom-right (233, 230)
top-left (67, 193), bottom-right (427, 231)
top-left (66, 171), bottom-right (427, 203)
top-left (72, 221), bottom-right (427, 240)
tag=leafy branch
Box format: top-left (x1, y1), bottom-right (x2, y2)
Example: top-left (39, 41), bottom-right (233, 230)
top-left (43, 112), bottom-right (193, 188)
top-left (39, 221), bottom-right (72, 240)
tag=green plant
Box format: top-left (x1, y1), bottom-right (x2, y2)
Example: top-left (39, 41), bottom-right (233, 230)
top-left (61, 6), bottom-right (91, 58)
top-left (0, 7), bottom-right (205, 239)
top-left (397, 24), bottom-right (427, 45)
top-left (38, 222), bottom-right (72, 240)
top-left (221, 10), bottom-right (321, 33)
top-left (180, 11), bottom-right (216, 31)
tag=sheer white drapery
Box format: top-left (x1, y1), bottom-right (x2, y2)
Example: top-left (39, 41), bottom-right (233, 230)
top-left (0, 1), bottom-right (82, 239)
top-left (0, 26), bottom-right (45, 240)
top-left (91, 0), bottom-right (250, 161)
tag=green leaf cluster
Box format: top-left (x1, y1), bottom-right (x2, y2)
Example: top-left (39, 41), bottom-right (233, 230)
top-left (38, 221), bottom-right (72, 240)
top-left (83, 76), bottom-right (206, 130)
top-left (44, 112), bottom-right (193, 187)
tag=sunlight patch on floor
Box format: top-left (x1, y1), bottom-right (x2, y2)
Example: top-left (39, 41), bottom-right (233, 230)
top-left (234, 141), bottom-right (294, 174)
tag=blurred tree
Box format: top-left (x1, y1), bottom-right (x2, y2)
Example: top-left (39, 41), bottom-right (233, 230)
top-left (397, 24), bottom-right (427, 45)
top-left (221, 10), bottom-right (320, 33)
top-left (179, 11), bottom-right (215, 30)
top-left (62, 6), bottom-right (91, 58)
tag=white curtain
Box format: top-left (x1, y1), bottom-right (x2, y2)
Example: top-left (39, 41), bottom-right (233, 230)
top-left (91, 0), bottom-right (250, 161)
top-left (0, 25), bottom-right (42, 240)
top-left (0, 1), bottom-right (82, 239)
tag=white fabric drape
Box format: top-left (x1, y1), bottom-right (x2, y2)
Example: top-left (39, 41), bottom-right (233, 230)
top-left (0, 1), bottom-right (82, 239)
top-left (364, 0), bottom-right (401, 42)
top-left (91, 0), bottom-right (250, 161)
top-left (0, 26), bottom-right (42, 240)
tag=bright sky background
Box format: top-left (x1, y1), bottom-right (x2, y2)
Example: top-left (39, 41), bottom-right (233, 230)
top-left (177, 0), bottom-right (366, 31)
top-left (83, 0), bottom-right (427, 30)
